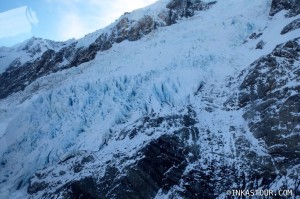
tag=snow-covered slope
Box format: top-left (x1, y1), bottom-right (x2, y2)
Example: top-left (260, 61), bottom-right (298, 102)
top-left (0, 0), bottom-right (300, 198)
top-left (0, 0), bottom-right (217, 100)
top-left (0, 37), bottom-right (72, 74)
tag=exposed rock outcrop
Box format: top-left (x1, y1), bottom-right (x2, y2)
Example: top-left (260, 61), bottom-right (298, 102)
top-left (269, 0), bottom-right (300, 17)
top-left (26, 110), bottom-right (202, 198)
top-left (238, 38), bottom-right (300, 171)
top-left (1, 1), bottom-right (300, 198)
top-left (165, 0), bottom-right (216, 25)
top-left (281, 18), bottom-right (300, 34)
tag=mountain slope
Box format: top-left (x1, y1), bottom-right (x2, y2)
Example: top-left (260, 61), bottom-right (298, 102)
top-left (0, 0), bottom-right (215, 100)
top-left (0, 0), bottom-right (300, 198)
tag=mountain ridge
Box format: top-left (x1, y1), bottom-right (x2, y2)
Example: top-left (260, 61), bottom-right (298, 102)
top-left (0, 0), bottom-right (300, 198)
top-left (0, 0), bottom-right (215, 100)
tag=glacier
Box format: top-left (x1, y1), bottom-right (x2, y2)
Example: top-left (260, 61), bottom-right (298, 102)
top-left (0, 0), bottom-right (300, 198)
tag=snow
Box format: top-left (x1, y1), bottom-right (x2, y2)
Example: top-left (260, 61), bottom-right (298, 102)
top-left (0, 37), bottom-right (74, 74)
top-left (0, 0), bottom-right (298, 197)
top-left (73, 0), bottom-right (169, 49)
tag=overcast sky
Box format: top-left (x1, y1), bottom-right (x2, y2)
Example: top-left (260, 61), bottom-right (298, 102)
top-left (0, 0), bottom-right (157, 47)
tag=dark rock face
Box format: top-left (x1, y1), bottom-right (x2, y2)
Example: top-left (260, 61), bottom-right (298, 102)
top-left (109, 15), bottom-right (156, 44)
top-left (269, 0), bottom-right (300, 17)
top-left (26, 102), bottom-right (299, 198)
top-left (120, 16), bottom-right (155, 42)
top-left (51, 135), bottom-right (188, 199)
top-left (165, 0), bottom-right (216, 25)
top-left (101, 135), bottom-right (188, 199)
top-left (0, 49), bottom-right (58, 99)
top-left (238, 38), bottom-right (300, 171)
top-left (26, 110), bottom-right (201, 198)
top-left (255, 40), bottom-right (265, 49)
top-left (249, 32), bottom-right (263, 40)
top-left (27, 181), bottom-right (49, 195)
top-left (28, 108), bottom-right (256, 199)
top-left (281, 18), bottom-right (300, 34)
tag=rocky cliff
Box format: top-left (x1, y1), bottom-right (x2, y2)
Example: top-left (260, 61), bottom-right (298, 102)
top-left (0, 0), bottom-right (300, 198)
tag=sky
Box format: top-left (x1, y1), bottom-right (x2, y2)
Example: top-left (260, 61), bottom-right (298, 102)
top-left (0, 0), bottom-right (157, 47)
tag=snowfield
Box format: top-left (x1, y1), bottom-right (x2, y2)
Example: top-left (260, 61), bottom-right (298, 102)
top-left (0, 0), bottom-right (300, 198)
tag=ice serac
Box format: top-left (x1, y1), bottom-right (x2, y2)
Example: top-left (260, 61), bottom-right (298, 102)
top-left (1, 0), bottom-right (300, 198)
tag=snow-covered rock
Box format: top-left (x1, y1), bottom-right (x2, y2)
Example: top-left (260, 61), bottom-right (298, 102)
top-left (0, 0), bottom-right (300, 198)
